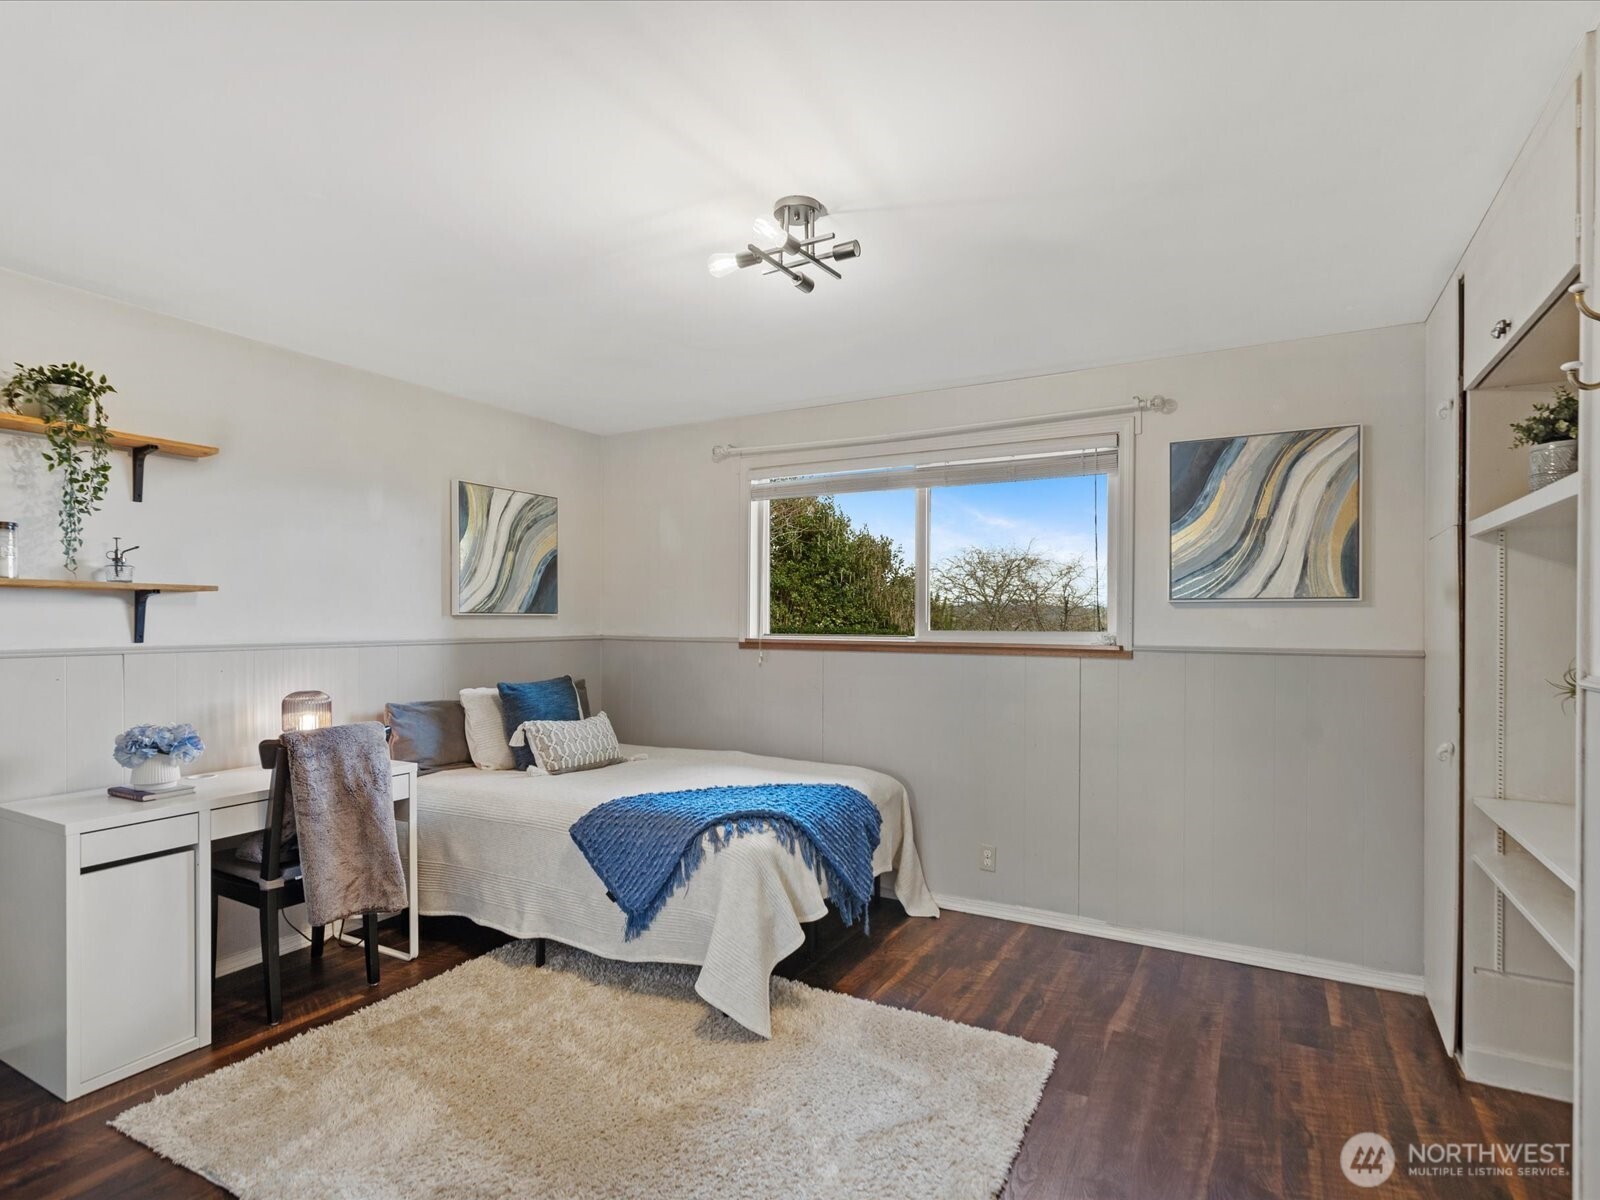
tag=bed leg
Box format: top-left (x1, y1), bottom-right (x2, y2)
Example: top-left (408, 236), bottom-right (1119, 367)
top-left (534, 937), bottom-right (546, 967)
top-left (873, 875), bottom-right (881, 905)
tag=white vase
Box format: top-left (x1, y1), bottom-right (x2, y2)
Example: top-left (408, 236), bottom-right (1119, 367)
top-left (129, 753), bottom-right (182, 789)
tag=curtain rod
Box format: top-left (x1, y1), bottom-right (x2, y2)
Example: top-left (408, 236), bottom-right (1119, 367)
top-left (710, 395), bottom-right (1176, 462)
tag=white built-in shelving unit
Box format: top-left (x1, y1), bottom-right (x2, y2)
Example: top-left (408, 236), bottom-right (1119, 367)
top-left (1424, 27), bottom-right (1600, 1186)
top-left (1458, 343), bottom-right (1581, 1101)
top-left (1474, 795), bottom-right (1579, 890)
top-left (1471, 851), bottom-right (1576, 970)
top-left (1466, 471), bottom-right (1580, 539)
top-left (1422, 38), bottom-right (1591, 1121)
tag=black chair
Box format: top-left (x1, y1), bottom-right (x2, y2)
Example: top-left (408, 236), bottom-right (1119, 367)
top-left (211, 739), bottom-right (380, 1025)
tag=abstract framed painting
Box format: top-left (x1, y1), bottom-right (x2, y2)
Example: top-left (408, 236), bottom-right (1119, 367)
top-left (1169, 425), bottom-right (1361, 602)
top-left (453, 481), bottom-right (559, 615)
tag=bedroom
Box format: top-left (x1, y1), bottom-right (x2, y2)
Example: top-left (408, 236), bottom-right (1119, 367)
top-left (0, 1), bottom-right (1595, 1197)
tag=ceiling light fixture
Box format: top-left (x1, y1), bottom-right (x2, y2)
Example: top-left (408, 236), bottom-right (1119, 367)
top-left (707, 195), bottom-right (860, 294)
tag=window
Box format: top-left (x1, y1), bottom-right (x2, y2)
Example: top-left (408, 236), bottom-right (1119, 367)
top-left (747, 422), bottom-right (1131, 649)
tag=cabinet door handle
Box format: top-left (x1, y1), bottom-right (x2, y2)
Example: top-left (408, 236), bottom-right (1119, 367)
top-left (1490, 319), bottom-right (1512, 340)
top-left (1435, 741), bottom-right (1457, 762)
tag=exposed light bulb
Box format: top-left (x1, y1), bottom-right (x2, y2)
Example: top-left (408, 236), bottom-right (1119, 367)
top-left (753, 214), bottom-right (788, 246)
top-left (707, 252), bottom-right (740, 278)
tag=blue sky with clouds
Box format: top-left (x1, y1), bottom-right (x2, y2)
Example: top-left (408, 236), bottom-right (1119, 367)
top-left (832, 475), bottom-right (1109, 603)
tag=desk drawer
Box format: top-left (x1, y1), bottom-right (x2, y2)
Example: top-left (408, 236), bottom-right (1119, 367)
top-left (211, 774), bottom-right (406, 841)
top-left (80, 813), bottom-right (199, 871)
top-left (210, 800), bottom-right (269, 842)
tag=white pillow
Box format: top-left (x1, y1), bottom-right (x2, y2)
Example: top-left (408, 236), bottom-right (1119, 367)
top-left (510, 712), bottom-right (624, 776)
top-left (460, 687), bottom-right (515, 770)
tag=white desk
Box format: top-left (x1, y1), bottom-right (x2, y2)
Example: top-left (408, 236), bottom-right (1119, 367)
top-left (0, 761), bottom-right (418, 1101)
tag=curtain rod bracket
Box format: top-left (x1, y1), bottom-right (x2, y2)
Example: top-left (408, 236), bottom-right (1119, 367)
top-left (1134, 394), bottom-right (1177, 414)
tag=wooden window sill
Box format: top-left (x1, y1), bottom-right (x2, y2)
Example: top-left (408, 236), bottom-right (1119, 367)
top-left (737, 638), bottom-right (1131, 659)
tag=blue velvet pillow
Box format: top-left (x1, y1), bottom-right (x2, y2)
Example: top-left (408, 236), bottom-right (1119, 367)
top-left (497, 676), bottom-right (582, 770)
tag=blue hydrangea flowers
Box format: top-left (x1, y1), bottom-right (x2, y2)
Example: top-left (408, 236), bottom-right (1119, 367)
top-left (114, 723), bottom-right (205, 767)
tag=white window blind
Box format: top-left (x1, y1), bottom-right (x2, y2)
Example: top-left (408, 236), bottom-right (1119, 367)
top-left (750, 435), bottom-right (1118, 501)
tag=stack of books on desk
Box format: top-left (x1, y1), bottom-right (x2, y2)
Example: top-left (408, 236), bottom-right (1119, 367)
top-left (107, 783), bottom-right (197, 802)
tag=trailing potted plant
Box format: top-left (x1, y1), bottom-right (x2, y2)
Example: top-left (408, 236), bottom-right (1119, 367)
top-left (1, 362), bottom-right (115, 571)
top-left (1509, 384), bottom-right (1579, 492)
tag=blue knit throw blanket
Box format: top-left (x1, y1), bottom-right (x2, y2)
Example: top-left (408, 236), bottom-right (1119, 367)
top-left (569, 783), bottom-right (883, 941)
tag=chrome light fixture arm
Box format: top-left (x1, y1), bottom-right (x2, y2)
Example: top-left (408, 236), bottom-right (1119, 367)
top-left (746, 244), bottom-right (815, 293)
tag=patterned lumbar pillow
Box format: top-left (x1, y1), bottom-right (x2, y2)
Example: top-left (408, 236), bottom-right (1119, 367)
top-left (460, 687), bottom-right (516, 771)
top-left (510, 712), bottom-right (624, 775)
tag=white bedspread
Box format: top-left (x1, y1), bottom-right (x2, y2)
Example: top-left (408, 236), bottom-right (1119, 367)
top-left (414, 745), bottom-right (939, 1037)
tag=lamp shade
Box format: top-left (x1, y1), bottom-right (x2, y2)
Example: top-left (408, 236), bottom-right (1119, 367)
top-left (281, 690), bottom-right (333, 733)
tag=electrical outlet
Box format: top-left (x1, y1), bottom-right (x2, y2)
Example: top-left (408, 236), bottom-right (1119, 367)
top-left (979, 843), bottom-right (997, 873)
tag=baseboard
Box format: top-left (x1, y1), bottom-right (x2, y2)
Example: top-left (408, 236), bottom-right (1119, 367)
top-left (933, 893), bottom-right (1425, 996)
top-left (1460, 1046), bottom-right (1573, 1102)
top-left (215, 946), bottom-right (271, 979)
top-left (213, 913), bottom-right (317, 979)
top-left (214, 911), bottom-right (399, 980)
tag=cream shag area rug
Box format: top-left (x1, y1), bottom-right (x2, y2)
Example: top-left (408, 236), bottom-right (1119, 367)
top-left (114, 941), bottom-right (1056, 1199)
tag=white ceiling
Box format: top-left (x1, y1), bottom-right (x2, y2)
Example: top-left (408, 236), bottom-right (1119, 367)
top-left (1, 2), bottom-right (1598, 434)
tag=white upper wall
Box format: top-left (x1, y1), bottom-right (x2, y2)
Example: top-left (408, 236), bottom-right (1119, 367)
top-left (0, 265), bottom-right (1425, 655)
top-left (602, 325), bottom-right (1425, 653)
top-left (0, 270), bottom-right (604, 651)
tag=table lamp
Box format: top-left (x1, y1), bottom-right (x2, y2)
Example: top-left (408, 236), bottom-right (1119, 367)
top-left (281, 690), bottom-right (333, 733)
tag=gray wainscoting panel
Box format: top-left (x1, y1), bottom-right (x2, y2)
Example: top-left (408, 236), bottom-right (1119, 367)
top-left (600, 639), bottom-right (1424, 975)
top-left (601, 639), bottom-right (824, 761)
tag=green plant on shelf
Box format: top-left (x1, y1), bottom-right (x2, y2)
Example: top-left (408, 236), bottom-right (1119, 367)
top-left (1509, 384), bottom-right (1578, 448)
top-left (1, 362), bottom-right (115, 571)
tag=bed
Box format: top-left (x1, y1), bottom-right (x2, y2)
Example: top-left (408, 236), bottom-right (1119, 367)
top-left (412, 744), bottom-right (939, 1037)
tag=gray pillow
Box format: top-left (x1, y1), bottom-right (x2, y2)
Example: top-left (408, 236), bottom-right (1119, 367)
top-left (385, 700), bottom-right (472, 775)
top-left (574, 677), bottom-right (591, 718)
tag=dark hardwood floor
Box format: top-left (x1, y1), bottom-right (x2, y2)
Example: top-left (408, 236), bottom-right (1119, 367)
top-left (0, 909), bottom-right (1571, 1199)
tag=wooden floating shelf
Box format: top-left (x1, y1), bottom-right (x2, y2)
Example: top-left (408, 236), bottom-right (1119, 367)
top-left (1466, 472), bottom-right (1579, 539)
top-left (1474, 795), bottom-right (1577, 889)
top-left (1472, 852), bottom-right (1576, 970)
top-left (0, 412), bottom-right (218, 501)
top-left (0, 412), bottom-right (217, 458)
top-left (0, 578), bottom-right (218, 644)
top-left (0, 579), bottom-right (217, 594)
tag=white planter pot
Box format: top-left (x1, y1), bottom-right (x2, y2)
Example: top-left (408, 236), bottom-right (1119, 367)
top-left (1528, 440), bottom-right (1578, 491)
top-left (129, 753), bottom-right (182, 789)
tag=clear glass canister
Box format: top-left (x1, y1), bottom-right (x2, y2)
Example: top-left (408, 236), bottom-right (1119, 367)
top-left (0, 522), bottom-right (16, 580)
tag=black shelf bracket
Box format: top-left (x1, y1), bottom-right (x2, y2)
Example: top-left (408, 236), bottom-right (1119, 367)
top-left (132, 589), bottom-right (158, 644)
top-left (129, 445), bottom-right (158, 502)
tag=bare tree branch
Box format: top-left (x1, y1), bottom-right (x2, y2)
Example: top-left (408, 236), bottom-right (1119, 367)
top-left (930, 542), bottom-right (1103, 632)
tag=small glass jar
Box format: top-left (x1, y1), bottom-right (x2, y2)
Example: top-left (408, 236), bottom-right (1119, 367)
top-left (0, 522), bottom-right (16, 580)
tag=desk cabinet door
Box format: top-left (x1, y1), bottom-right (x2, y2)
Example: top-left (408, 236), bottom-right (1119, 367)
top-left (75, 849), bottom-right (198, 1084)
